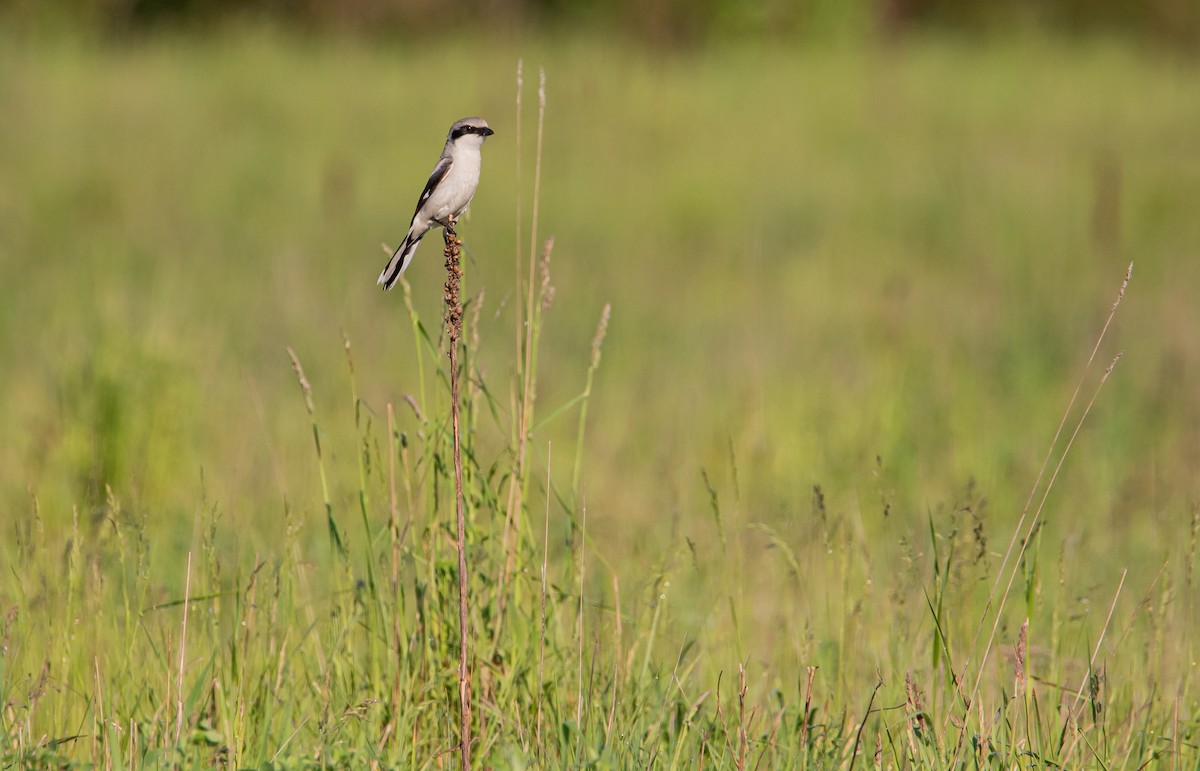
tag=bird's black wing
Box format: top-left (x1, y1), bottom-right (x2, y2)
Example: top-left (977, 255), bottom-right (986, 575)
top-left (410, 155), bottom-right (453, 220)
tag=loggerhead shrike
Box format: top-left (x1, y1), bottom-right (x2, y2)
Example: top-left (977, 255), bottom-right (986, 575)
top-left (377, 116), bottom-right (495, 290)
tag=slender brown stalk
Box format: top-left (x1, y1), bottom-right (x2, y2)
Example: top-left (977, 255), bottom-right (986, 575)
top-left (849, 679), bottom-right (883, 771)
top-left (950, 263), bottom-right (1133, 764)
top-left (176, 551), bottom-right (192, 746)
top-left (535, 442), bottom-right (551, 756)
top-left (498, 70), bottom-right (547, 633)
top-left (387, 402), bottom-right (402, 749)
top-left (1059, 568), bottom-right (1128, 765)
top-left (799, 666), bottom-right (815, 752)
top-left (737, 663), bottom-right (747, 771)
top-left (444, 224), bottom-right (472, 770)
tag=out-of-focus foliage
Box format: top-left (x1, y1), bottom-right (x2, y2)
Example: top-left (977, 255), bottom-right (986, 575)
top-left (2, 0), bottom-right (1198, 47)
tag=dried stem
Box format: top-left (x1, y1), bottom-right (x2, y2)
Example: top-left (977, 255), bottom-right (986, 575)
top-left (952, 262), bottom-right (1133, 763)
top-left (387, 402), bottom-right (402, 745)
top-left (535, 442), bottom-right (551, 756)
top-left (444, 223), bottom-right (472, 770)
top-left (497, 69), bottom-right (547, 637)
top-left (176, 551), bottom-right (192, 746)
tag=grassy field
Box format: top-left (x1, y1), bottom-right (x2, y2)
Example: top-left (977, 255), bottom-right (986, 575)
top-left (1, 26), bottom-right (1199, 768)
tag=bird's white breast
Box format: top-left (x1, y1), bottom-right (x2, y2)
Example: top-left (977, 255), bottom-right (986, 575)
top-left (427, 147), bottom-right (482, 223)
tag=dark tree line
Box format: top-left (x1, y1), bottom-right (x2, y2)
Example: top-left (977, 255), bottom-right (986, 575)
top-left (6, 0), bottom-right (1198, 48)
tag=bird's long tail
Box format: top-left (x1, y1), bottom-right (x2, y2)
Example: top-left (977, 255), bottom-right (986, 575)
top-left (377, 230), bottom-right (425, 290)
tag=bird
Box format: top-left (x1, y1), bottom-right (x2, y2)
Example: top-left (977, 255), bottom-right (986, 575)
top-left (377, 117), bottom-right (495, 290)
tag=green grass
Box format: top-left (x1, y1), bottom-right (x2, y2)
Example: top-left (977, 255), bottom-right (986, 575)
top-left (1, 26), bottom-right (1199, 768)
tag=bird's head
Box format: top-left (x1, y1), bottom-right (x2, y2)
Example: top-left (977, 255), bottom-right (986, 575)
top-left (448, 117), bottom-right (495, 147)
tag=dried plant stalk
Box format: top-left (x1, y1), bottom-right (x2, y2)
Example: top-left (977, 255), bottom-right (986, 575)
top-left (443, 224), bottom-right (472, 770)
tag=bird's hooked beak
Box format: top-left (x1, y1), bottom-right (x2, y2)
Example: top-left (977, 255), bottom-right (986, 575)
top-left (481, 127), bottom-right (495, 137)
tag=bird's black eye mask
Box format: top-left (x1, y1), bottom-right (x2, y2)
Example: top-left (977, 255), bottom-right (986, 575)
top-left (451, 125), bottom-right (492, 140)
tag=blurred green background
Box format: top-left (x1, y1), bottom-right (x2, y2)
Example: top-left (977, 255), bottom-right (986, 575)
top-left (3, 4), bottom-right (1196, 554)
top-left (1, 0), bottom-right (1199, 761)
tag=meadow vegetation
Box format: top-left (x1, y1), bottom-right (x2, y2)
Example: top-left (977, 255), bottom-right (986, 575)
top-left (1, 26), bottom-right (1199, 767)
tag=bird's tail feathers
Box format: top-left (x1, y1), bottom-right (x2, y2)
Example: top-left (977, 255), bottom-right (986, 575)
top-left (377, 231), bottom-right (425, 290)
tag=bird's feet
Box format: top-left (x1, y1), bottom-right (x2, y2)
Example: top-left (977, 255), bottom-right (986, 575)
top-left (439, 218), bottom-right (460, 246)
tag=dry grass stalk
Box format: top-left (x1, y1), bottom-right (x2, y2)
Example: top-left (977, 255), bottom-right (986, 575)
top-left (499, 68), bottom-right (547, 621)
top-left (1060, 568), bottom-right (1126, 765)
top-left (386, 402), bottom-right (402, 745)
top-left (571, 303), bottom-right (611, 498)
top-left (952, 263), bottom-right (1133, 763)
top-left (176, 551), bottom-right (192, 746)
top-left (737, 663), bottom-right (747, 770)
top-left (849, 679), bottom-right (882, 770)
top-left (443, 224), bottom-right (472, 770)
top-left (799, 666), bottom-right (815, 751)
top-left (605, 573), bottom-right (621, 742)
top-left (535, 442), bottom-right (551, 757)
top-left (576, 495), bottom-right (587, 735)
top-left (904, 671), bottom-right (928, 757)
top-left (1014, 618), bottom-right (1028, 699)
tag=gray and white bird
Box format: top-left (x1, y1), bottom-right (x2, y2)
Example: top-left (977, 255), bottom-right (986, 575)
top-left (377, 116), bottom-right (495, 290)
